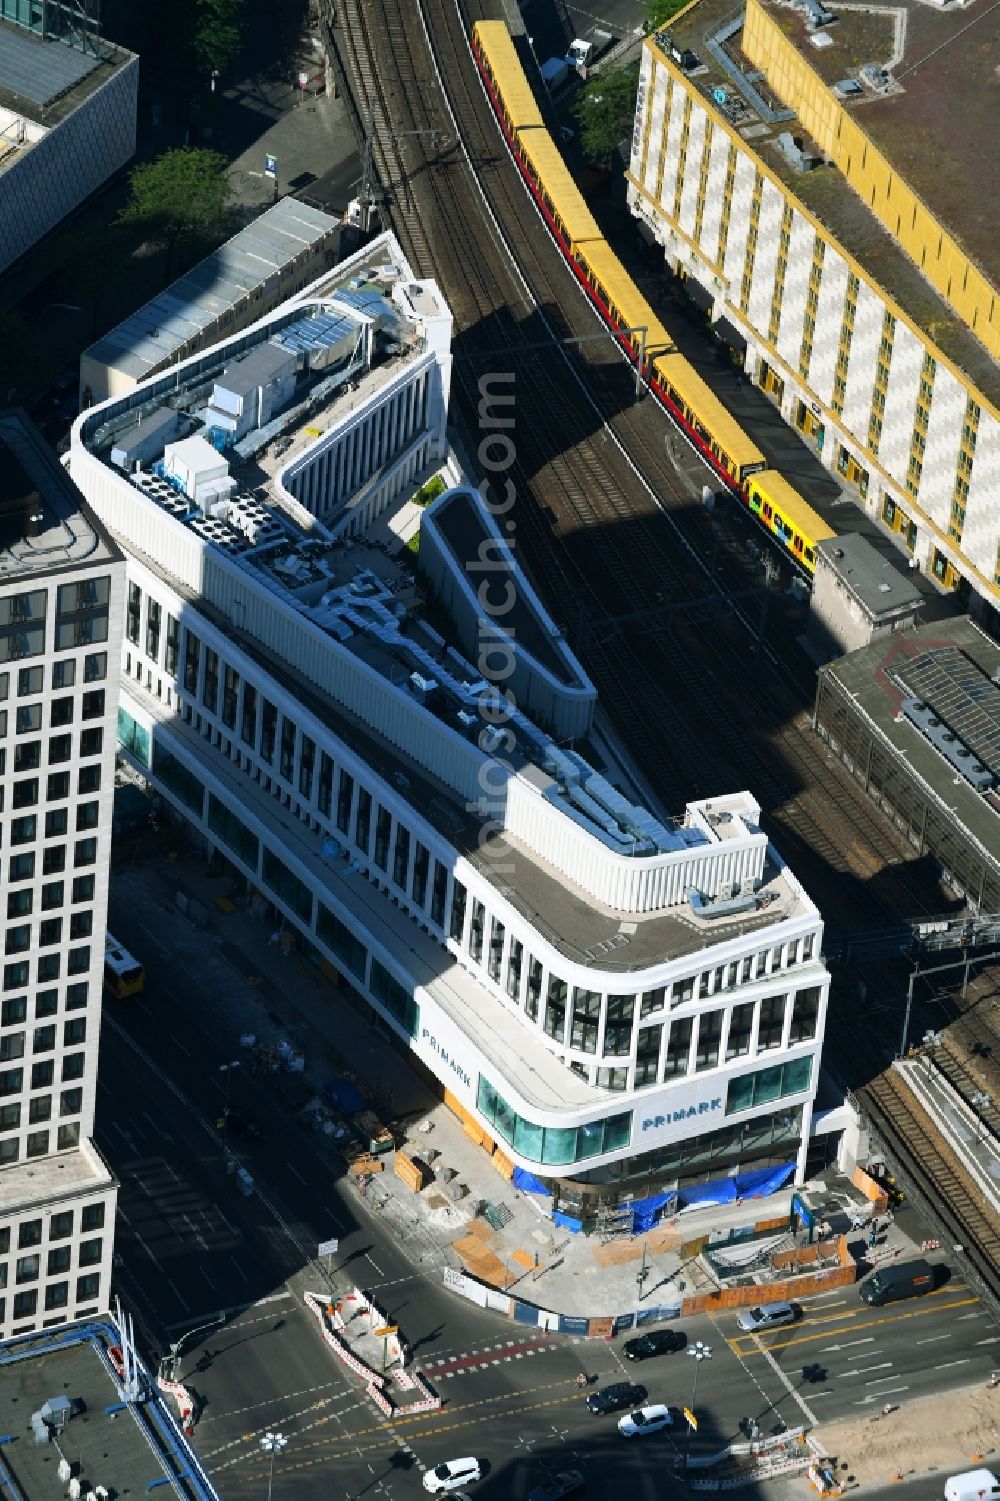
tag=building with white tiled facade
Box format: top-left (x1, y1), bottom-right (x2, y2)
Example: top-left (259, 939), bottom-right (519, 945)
top-left (628, 0), bottom-right (1000, 607)
top-left (68, 233), bottom-right (831, 1217)
top-left (0, 410), bottom-right (121, 1340)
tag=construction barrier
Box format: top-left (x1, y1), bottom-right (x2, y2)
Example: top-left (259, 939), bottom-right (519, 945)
top-left (682, 1236), bottom-right (856, 1317)
top-left (157, 1373), bottom-right (196, 1436)
top-left (852, 1164), bottom-right (890, 1216)
top-left (303, 1291), bottom-right (390, 1398)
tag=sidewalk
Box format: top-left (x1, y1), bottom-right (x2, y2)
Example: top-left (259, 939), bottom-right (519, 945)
top-left (111, 847), bottom-right (915, 1323)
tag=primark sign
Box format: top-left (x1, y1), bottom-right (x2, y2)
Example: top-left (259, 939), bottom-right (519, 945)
top-left (641, 1097), bottom-right (723, 1133)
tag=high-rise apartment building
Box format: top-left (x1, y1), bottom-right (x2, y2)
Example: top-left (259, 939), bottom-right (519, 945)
top-left (628, 0), bottom-right (1000, 607)
top-left (0, 410), bottom-right (122, 1340)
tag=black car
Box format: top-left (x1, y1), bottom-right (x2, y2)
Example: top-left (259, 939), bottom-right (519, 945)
top-left (586, 1381), bottom-right (646, 1415)
top-left (219, 1110), bottom-right (262, 1141)
top-left (527, 1471), bottom-right (584, 1501)
top-left (623, 1330), bottom-right (687, 1361)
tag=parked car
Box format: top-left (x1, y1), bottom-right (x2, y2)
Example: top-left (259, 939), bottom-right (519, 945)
top-left (422, 1458), bottom-right (482, 1493)
top-left (618, 1403), bottom-right (674, 1438)
top-left (623, 1329), bottom-right (687, 1361)
top-left (736, 1301), bottom-right (797, 1333)
top-left (527, 1471), bottom-right (585, 1501)
top-left (218, 1110), bottom-right (263, 1141)
top-left (586, 1381), bottom-right (646, 1415)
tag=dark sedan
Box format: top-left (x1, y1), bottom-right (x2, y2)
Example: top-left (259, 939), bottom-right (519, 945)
top-left (623, 1329), bottom-right (687, 1361)
top-left (586, 1381), bottom-right (646, 1415)
top-left (218, 1109), bottom-right (263, 1141)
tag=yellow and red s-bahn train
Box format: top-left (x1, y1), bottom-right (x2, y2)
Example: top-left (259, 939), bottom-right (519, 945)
top-left (470, 20), bottom-right (836, 574)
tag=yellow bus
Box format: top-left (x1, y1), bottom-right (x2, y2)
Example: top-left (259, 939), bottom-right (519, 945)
top-left (104, 933), bottom-right (145, 998)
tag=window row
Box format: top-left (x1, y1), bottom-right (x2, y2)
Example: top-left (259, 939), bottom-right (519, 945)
top-left (1, 983), bottom-right (88, 1026)
top-left (7, 839), bottom-right (101, 885)
top-left (2, 1272), bottom-right (102, 1324)
top-left (0, 726), bottom-right (105, 782)
top-left (0, 1235), bottom-right (102, 1288)
top-left (2, 950), bottom-right (93, 989)
top-left (0, 1201), bottom-right (104, 1254)
top-left (477, 1078), bottom-right (632, 1166)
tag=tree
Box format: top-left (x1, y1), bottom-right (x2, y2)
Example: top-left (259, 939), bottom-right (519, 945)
top-left (193, 0), bottom-right (246, 75)
top-left (118, 148), bottom-right (231, 280)
top-left (646, 0), bottom-right (690, 28)
top-left (573, 65), bottom-right (640, 166)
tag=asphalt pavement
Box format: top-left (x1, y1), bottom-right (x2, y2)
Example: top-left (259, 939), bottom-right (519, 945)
top-left (95, 863), bottom-right (1000, 1500)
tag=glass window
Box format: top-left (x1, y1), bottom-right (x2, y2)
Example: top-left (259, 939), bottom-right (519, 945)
top-left (79, 1236), bottom-right (102, 1266)
top-left (221, 665), bottom-right (239, 729)
top-left (47, 770), bottom-right (69, 800)
top-left (45, 1282), bottom-right (68, 1311)
top-left (43, 848), bottom-right (65, 876)
top-left (18, 1219), bottom-right (42, 1249)
top-left (279, 716), bottom-right (296, 781)
top-left (8, 854), bottom-right (34, 882)
top-left (25, 1131), bottom-right (48, 1158)
top-left (430, 860), bottom-right (447, 925)
top-left (369, 959), bottom-right (418, 1037)
top-left (81, 1203), bottom-right (105, 1232)
top-left (695, 1009), bottom-right (724, 1071)
top-left (35, 991), bottom-right (57, 1019)
top-left (392, 824), bottom-right (410, 891)
top-left (336, 769), bottom-right (353, 834)
top-left (544, 975), bottom-right (567, 1044)
top-left (165, 615), bottom-right (180, 676)
top-left (354, 787), bottom-right (371, 852)
top-left (412, 843), bottom-right (429, 908)
top-left (81, 690), bottom-right (104, 721)
top-left (758, 995), bottom-right (786, 1051)
top-left (789, 986), bottom-right (821, 1044)
top-left (145, 599), bottom-right (161, 661)
top-left (525, 957), bottom-right (542, 1023)
top-left (449, 881), bottom-right (467, 943)
top-left (317, 754), bottom-right (333, 819)
top-left (604, 995), bottom-right (634, 1056)
top-left (78, 761), bottom-right (100, 790)
top-left (261, 848), bottom-right (313, 923)
top-left (202, 648), bottom-right (219, 714)
top-left (260, 698), bottom-right (276, 762)
top-left (373, 806), bottom-right (391, 871)
top-left (726, 1002), bottom-right (755, 1060)
top-left (1, 997), bottom-right (26, 1025)
top-left (79, 727), bottom-right (103, 757)
top-left (48, 733), bottom-right (71, 764)
top-left (28, 1096), bottom-right (51, 1123)
top-left (60, 1088), bottom-right (82, 1117)
top-left (76, 1273), bottom-right (100, 1302)
top-left (58, 1122), bottom-right (81, 1150)
top-left (316, 904), bottom-right (367, 981)
top-left (74, 838), bottom-right (97, 868)
top-left (0, 1032), bottom-right (24, 1061)
top-left (207, 795), bottom-right (259, 869)
top-left (126, 582), bottom-right (141, 645)
top-left (541, 1125), bottom-right (579, 1165)
top-left (18, 666), bottom-right (43, 696)
top-left (50, 698), bottom-right (74, 727)
top-left (468, 898), bottom-right (484, 964)
top-left (50, 1211), bottom-right (73, 1240)
top-left (14, 742), bottom-right (40, 772)
top-left (663, 1017), bottom-right (693, 1079)
top-left (505, 937), bottom-right (522, 1001)
top-left (84, 652), bottom-right (107, 683)
top-left (13, 1289), bottom-right (37, 1320)
top-left (45, 809), bottom-right (68, 837)
top-left (31, 1061), bottom-right (53, 1088)
top-left (183, 632), bottom-right (201, 696)
top-left (596, 1066), bottom-right (628, 1091)
top-left (640, 987), bottom-right (665, 1017)
top-left (635, 1024), bottom-right (662, 1086)
top-left (298, 733), bottom-right (314, 798)
top-left (512, 1113), bottom-right (543, 1160)
top-left (725, 1057), bottom-right (813, 1115)
top-left (570, 988), bottom-right (600, 1053)
top-left (6, 889), bottom-right (31, 919)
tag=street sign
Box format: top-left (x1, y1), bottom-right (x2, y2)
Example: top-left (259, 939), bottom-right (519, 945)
top-left (264, 153), bottom-right (278, 179)
top-left (318, 1238), bottom-right (339, 1257)
top-left (684, 1407), bottom-right (698, 1430)
top-left (373, 1325), bottom-right (398, 1338)
top-left (298, 72), bottom-right (309, 90)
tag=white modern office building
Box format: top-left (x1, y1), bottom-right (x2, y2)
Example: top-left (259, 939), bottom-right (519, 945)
top-left (69, 233), bottom-right (830, 1214)
top-left (0, 410), bottom-right (121, 1340)
top-left (0, 11), bottom-right (137, 275)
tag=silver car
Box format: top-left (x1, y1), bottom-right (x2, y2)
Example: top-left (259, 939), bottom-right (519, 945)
top-left (737, 1301), bottom-right (797, 1332)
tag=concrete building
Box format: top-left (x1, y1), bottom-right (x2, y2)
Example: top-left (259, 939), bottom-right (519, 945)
top-left (809, 532), bottom-right (922, 661)
top-left (0, 409), bottom-right (122, 1340)
top-left (815, 616), bottom-right (1000, 911)
top-left (69, 233), bottom-right (831, 1215)
top-left (628, 0), bottom-right (1000, 608)
top-left (80, 198), bottom-right (343, 406)
top-left (0, 10), bottom-right (137, 274)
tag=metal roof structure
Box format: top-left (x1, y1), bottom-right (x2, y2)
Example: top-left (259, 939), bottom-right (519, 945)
top-left (896, 646), bottom-right (1000, 782)
top-left (0, 25), bottom-right (99, 105)
top-left (82, 198), bottom-right (339, 387)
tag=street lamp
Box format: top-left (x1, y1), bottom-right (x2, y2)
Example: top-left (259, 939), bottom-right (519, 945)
top-left (971, 1090), bottom-right (991, 1143)
top-left (160, 1310), bottom-right (225, 1384)
top-left (922, 1029), bottom-right (942, 1078)
top-left (218, 1060), bottom-right (240, 1142)
top-left (636, 1240), bottom-right (650, 1301)
top-left (684, 1340), bottom-right (712, 1469)
top-left (261, 1430), bottom-right (287, 1501)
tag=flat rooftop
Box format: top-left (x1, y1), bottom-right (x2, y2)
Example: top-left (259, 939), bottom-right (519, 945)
top-left (759, 0), bottom-right (1000, 297)
top-left (0, 19), bottom-right (134, 141)
top-left (821, 615), bottom-right (1000, 869)
top-left (816, 533), bottom-right (922, 617)
top-left (0, 1143), bottom-right (114, 1217)
top-left (655, 3), bottom-right (1000, 407)
top-left (0, 409), bottom-right (119, 580)
top-left (82, 198), bottom-right (340, 386)
top-left (0, 1329), bottom-right (217, 1501)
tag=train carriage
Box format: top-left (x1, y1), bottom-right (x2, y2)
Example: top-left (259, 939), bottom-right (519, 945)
top-left (514, 127), bottom-right (603, 252)
top-left (652, 351), bottom-right (765, 486)
top-left (746, 470), bottom-right (835, 571)
top-left (570, 240), bottom-right (673, 361)
top-left (472, 21), bottom-right (544, 135)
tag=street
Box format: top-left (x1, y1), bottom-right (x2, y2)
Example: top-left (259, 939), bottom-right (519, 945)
top-left (96, 883), bottom-right (999, 1499)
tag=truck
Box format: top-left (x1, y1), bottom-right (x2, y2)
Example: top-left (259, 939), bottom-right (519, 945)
top-left (945, 1472), bottom-right (1000, 1501)
top-left (858, 1257), bottom-right (936, 1306)
top-left (540, 56), bottom-right (570, 90)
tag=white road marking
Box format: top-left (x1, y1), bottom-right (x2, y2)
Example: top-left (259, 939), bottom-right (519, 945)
top-left (840, 1363), bottom-right (893, 1378)
top-left (201, 1266), bottom-right (217, 1289)
top-left (917, 1334), bottom-right (951, 1345)
top-left (865, 1373), bottom-right (907, 1387)
top-left (172, 1035), bottom-right (192, 1056)
top-left (142, 1109), bottom-right (171, 1142)
top-left (365, 1253), bottom-right (384, 1274)
top-left (847, 1348), bottom-right (880, 1360)
top-left (286, 1162), bottom-right (308, 1185)
top-left (855, 1386), bottom-right (909, 1405)
top-left (934, 1359), bottom-right (971, 1371)
top-left (229, 1255), bottom-right (248, 1283)
top-left (164, 1289), bottom-right (291, 1333)
top-left (822, 1337), bottom-right (874, 1352)
top-left (167, 1278), bottom-right (191, 1313)
top-left (134, 1231), bottom-right (164, 1272)
top-left (754, 1338), bottom-right (817, 1427)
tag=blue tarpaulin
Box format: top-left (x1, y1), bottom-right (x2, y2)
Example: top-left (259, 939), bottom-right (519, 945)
top-left (677, 1162), bottom-right (795, 1208)
top-left (512, 1166), bottom-right (550, 1196)
top-left (552, 1211), bottom-right (583, 1232)
top-left (323, 1077), bottom-right (365, 1114)
top-left (629, 1191), bottom-right (676, 1233)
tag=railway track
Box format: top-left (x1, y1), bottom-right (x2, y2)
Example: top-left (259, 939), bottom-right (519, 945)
top-left (860, 1067), bottom-right (1000, 1305)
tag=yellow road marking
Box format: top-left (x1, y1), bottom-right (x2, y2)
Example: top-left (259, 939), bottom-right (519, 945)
top-left (726, 1294), bottom-right (979, 1357)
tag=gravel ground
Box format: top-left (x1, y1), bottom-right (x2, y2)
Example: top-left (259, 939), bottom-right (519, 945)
top-left (812, 1384), bottom-right (1000, 1490)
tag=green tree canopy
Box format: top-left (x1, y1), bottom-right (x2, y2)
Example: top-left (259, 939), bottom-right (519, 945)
top-left (193, 0), bottom-right (246, 74)
top-left (573, 64), bottom-right (640, 166)
top-left (646, 0), bottom-right (690, 28)
top-left (118, 148), bottom-right (231, 280)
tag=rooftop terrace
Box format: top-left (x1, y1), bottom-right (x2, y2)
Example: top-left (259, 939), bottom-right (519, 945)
top-left (0, 409), bottom-right (118, 580)
top-left (656, 0), bottom-right (1000, 406)
top-left (0, 19), bottom-right (135, 160)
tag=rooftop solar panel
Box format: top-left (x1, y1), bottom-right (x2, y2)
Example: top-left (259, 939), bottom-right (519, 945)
top-left (898, 647), bottom-right (1000, 779)
top-left (0, 27), bottom-right (98, 107)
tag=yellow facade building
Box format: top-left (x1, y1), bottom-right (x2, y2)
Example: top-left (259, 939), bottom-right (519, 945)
top-left (627, 0), bottom-right (1000, 603)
